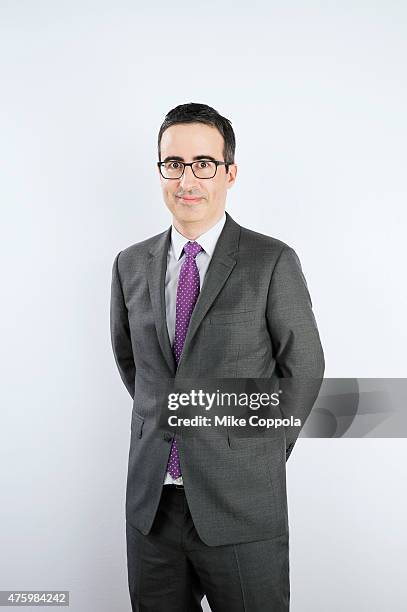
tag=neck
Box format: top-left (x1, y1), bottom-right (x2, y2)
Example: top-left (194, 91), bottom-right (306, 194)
top-left (173, 212), bottom-right (225, 241)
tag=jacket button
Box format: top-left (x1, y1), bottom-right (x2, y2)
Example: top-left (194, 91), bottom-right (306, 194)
top-left (163, 432), bottom-right (173, 442)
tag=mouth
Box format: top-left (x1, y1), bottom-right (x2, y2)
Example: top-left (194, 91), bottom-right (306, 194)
top-left (177, 196), bottom-right (204, 204)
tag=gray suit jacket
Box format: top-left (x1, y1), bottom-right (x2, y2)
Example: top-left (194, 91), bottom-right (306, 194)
top-left (110, 211), bottom-right (324, 546)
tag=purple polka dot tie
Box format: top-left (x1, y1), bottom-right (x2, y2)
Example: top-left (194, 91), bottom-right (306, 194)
top-left (166, 240), bottom-right (203, 480)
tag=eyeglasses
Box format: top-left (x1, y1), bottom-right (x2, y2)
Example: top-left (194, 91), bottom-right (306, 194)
top-left (157, 159), bottom-right (229, 180)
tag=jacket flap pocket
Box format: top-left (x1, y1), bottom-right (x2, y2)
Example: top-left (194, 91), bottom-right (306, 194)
top-left (131, 410), bottom-right (144, 438)
top-left (227, 432), bottom-right (284, 454)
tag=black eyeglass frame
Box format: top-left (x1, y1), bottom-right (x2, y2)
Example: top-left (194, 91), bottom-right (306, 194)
top-left (157, 160), bottom-right (230, 180)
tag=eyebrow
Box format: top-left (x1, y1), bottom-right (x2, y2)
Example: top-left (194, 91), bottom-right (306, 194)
top-left (162, 155), bottom-right (217, 163)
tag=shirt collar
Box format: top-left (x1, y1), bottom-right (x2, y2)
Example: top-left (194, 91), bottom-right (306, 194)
top-left (170, 212), bottom-right (227, 261)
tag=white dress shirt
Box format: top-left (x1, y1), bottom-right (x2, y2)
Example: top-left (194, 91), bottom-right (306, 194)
top-left (163, 211), bottom-right (227, 485)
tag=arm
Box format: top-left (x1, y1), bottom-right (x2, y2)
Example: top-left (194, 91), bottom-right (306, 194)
top-left (110, 251), bottom-right (136, 399)
top-left (266, 246), bottom-right (325, 461)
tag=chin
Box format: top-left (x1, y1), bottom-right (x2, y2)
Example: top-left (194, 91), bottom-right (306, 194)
top-left (174, 203), bottom-right (206, 220)
top-left (178, 211), bottom-right (205, 224)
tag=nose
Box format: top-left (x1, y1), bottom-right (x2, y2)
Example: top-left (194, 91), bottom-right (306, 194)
top-left (179, 164), bottom-right (199, 189)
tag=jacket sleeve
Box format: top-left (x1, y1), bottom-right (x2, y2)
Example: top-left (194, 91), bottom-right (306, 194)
top-left (110, 251), bottom-right (136, 399)
top-left (266, 246), bottom-right (325, 461)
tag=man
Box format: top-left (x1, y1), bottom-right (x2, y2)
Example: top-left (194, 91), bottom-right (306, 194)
top-left (110, 103), bottom-right (325, 611)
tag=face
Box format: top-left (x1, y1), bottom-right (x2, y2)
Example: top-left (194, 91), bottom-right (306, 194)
top-left (158, 122), bottom-right (237, 232)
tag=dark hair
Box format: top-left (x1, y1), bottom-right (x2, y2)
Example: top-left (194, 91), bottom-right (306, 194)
top-left (157, 102), bottom-right (236, 166)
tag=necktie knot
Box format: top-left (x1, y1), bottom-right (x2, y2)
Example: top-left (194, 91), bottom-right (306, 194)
top-left (183, 241), bottom-right (203, 259)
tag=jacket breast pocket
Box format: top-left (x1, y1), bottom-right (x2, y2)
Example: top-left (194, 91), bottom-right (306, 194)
top-left (208, 309), bottom-right (257, 326)
top-left (131, 410), bottom-right (144, 438)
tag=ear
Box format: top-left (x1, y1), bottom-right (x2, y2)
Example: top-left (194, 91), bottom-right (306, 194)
top-left (226, 164), bottom-right (237, 189)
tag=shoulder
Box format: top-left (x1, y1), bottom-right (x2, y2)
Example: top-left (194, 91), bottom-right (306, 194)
top-left (237, 221), bottom-right (296, 261)
top-left (112, 228), bottom-right (169, 274)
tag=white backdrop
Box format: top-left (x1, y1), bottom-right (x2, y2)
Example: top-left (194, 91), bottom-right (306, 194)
top-left (1, 2), bottom-right (406, 610)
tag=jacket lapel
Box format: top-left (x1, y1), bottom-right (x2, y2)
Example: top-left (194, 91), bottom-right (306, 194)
top-left (146, 212), bottom-right (241, 376)
top-left (147, 227), bottom-right (177, 375)
top-left (176, 212), bottom-right (240, 373)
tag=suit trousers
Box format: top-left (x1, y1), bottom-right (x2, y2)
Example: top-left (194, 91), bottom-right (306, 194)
top-left (126, 485), bottom-right (290, 611)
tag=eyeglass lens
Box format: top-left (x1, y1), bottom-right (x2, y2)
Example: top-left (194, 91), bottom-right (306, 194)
top-left (161, 160), bottom-right (216, 179)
